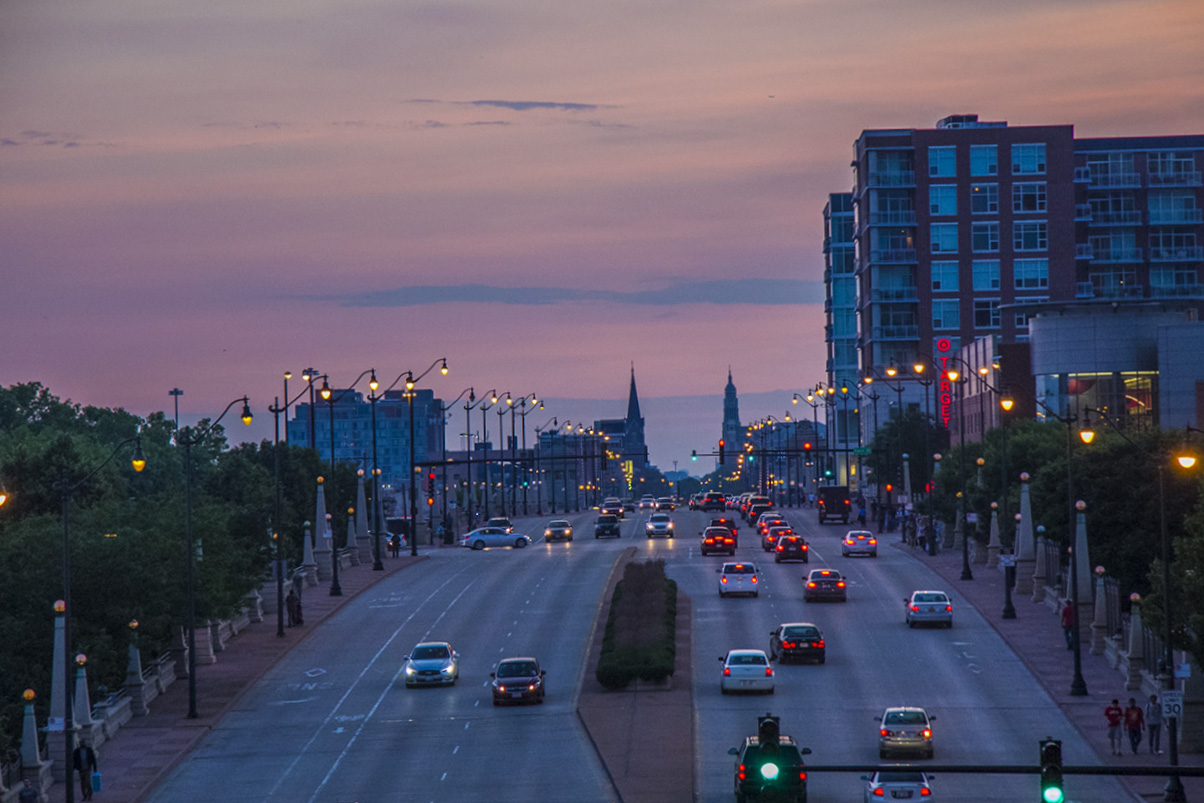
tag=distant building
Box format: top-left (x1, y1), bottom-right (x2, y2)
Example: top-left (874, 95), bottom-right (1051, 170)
top-left (722, 369), bottom-right (743, 453)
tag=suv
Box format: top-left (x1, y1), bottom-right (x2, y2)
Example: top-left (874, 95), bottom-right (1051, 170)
top-left (594, 515), bottom-right (622, 538)
top-left (485, 517), bottom-right (514, 533)
top-left (700, 491), bottom-right (728, 512)
top-left (728, 733), bottom-right (811, 802)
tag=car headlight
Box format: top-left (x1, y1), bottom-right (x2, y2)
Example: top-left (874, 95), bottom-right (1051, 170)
top-left (544, 530), bottom-right (552, 536)
top-left (440, 665), bottom-right (454, 674)
top-left (404, 665), bottom-right (416, 676)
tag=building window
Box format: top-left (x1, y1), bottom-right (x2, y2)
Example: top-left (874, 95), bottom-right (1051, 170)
top-left (970, 144), bottom-right (998, 176)
top-left (1150, 190), bottom-right (1199, 225)
top-left (931, 261), bottom-right (959, 292)
top-left (1014, 258), bottom-right (1049, 289)
top-left (1013, 182), bottom-right (1047, 213)
top-left (929, 146), bottom-right (956, 177)
top-left (1151, 266), bottom-right (1199, 291)
top-left (1013, 220), bottom-right (1048, 251)
top-left (1149, 151), bottom-right (1198, 183)
top-left (1013, 300), bottom-right (1046, 332)
top-left (1012, 143), bottom-right (1046, 175)
top-left (970, 183), bottom-right (998, 214)
top-left (1149, 229), bottom-right (1199, 260)
top-left (931, 223), bottom-right (958, 253)
top-left (932, 300), bottom-right (960, 330)
top-left (972, 222), bottom-right (1000, 252)
top-left (973, 260), bottom-right (1001, 290)
top-left (929, 185), bottom-right (957, 216)
top-left (974, 299), bottom-right (1001, 328)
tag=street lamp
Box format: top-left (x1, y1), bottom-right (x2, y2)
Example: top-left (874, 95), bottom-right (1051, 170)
top-left (463, 389), bottom-right (494, 525)
top-left (176, 397), bottom-right (251, 719)
top-left (55, 435), bottom-right (145, 803)
top-left (268, 379), bottom-right (318, 617)
top-left (407, 360), bottom-right (449, 555)
top-left (945, 366), bottom-right (973, 581)
top-left (319, 369), bottom-right (376, 589)
top-left (440, 387), bottom-right (476, 538)
top-left (534, 416), bottom-right (558, 514)
top-left (301, 368), bottom-right (319, 449)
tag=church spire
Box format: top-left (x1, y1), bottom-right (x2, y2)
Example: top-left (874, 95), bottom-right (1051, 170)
top-left (626, 363), bottom-right (642, 423)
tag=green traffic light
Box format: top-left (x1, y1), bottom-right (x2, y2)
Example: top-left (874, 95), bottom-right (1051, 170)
top-left (1042, 787), bottom-right (1064, 803)
top-left (759, 761), bottom-right (779, 780)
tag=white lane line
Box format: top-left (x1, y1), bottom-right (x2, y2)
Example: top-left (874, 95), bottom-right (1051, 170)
top-left (464, 721), bottom-right (470, 730)
top-left (453, 745), bottom-right (459, 754)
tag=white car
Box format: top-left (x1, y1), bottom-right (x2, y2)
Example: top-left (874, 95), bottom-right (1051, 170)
top-left (906, 590), bottom-right (953, 628)
top-left (460, 527), bottom-right (531, 550)
top-left (403, 642), bottom-right (459, 687)
top-left (842, 530), bottom-right (879, 557)
top-left (639, 496), bottom-right (657, 509)
top-left (863, 769), bottom-right (932, 801)
top-left (646, 513), bottom-right (674, 538)
top-left (718, 649), bottom-right (774, 695)
top-left (718, 562), bottom-right (760, 597)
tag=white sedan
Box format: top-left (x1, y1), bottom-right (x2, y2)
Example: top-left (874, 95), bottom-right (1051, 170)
top-left (403, 641), bottom-right (459, 687)
top-left (460, 527), bottom-right (531, 550)
top-left (862, 769), bottom-right (932, 801)
top-left (719, 649), bottom-right (774, 695)
top-left (906, 590), bottom-right (953, 628)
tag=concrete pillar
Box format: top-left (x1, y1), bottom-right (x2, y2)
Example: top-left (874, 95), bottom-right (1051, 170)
top-left (986, 507), bottom-right (1001, 568)
top-left (314, 526), bottom-right (332, 583)
top-left (48, 611), bottom-right (65, 734)
top-left (1178, 648), bottom-right (1204, 752)
top-left (1032, 534), bottom-right (1048, 601)
top-left (170, 626), bottom-right (190, 680)
top-left (194, 622), bottom-right (217, 666)
top-left (356, 473), bottom-right (373, 563)
top-left (301, 521), bottom-right (319, 587)
top-left (1090, 574), bottom-right (1109, 656)
top-left (244, 587), bottom-right (264, 623)
top-left (1124, 603), bottom-right (1144, 690)
top-left (1014, 474), bottom-right (1035, 597)
top-left (20, 691), bottom-right (48, 801)
top-left (345, 508), bottom-right (360, 566)
top-left (73, 662), bottom-right (93, 747)
top-left (126, 642), bottom-right (148, 716)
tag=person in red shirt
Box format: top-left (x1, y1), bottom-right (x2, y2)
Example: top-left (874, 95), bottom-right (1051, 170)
top-left (1060, 600), bottom-right (1075, 649)
top-left (1104, 699), bottom-right (1124, 755)
top-left (1124, 697), bottom-right (1146, 754)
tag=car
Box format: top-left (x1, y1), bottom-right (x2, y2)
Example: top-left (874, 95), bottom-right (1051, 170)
top-left (688, 494), bottom-right (700, 510)
top-left (769, 622), bottom-right (825, 664)
top-left (742, 495), bottom-right (771, 520)
top-left (490, 656), bottom-right (545, 706)
top-left (876, 706), bottom-right (935, 759)
top-left (460, 527), bottom-right (531, 550)
top-left (639, 495), bottom-right (657, 509)
top-left (709, 517), bottom-right (739, 544)
top-left (484, 517), bottom-right (514, 533)
top-left (905, 590), bottom-right (953, 628)
top-left (773, 534), bottom-right (809, 563)
top-left (718, 649), bottom-right (774, 694)
top-left (656, 497), bottom-right (676, 511)
top-left (700, 491), bottom-right (728, 512)
top-left (729, 732), bottom-right (811, 803)
top-left (803, 568), bottom-right (847, 602)
top-left (842, 530), bottom-right (879, 557)
top-left (762, 524), bottom-right (794, 552)
top-left (544, 519), bottom-right (573, 542)
top-left (646, 512), bottom-right (674, 538)
top-left (862, 769), bottom-right (932, 801)
top-left (747, 503), bottom-right (774, 526)
top-left (700, 526), bottom-right (737, 556)
top-left (622, 499), bottom-right (636, 512)
top-left (756, 514), bottom-right (788, 541)
top-left (403, 641), bottom-right (459, 687)
top-left (600, 499), bottom-right (623, 517)
top-left (719, 562), bottom-right (760, 597)
top-left (594, 514), bottom-right (622, 538)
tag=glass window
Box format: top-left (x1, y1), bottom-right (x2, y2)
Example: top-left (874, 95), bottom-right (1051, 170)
top-left (929, 185), bottom-right (957, 216)
top-left (932, 300), bottom-right (960, 330)
top-left (929, 146), bottom-right (956, 178)
top-left (931, 261), bottom-right (959, 292)
top-left (1013, 221), bottom-right (1048, 251)
top-left (973, 260), bottom-right (1000, 290)
top-left (1013, 183), bottom-right (1047, 213)
top-left (974, 299), bottom-right (1001, 328)
top-left (931, 223), bottom-right (958, 253)
top-left (1014, 258), bottom-right (1049, 289)
top-left (972, 221), bottom-right (999, 252)
top-left (970, 183), bottom-right (998, 214)
top-left (970, 144), bottom-right (998, 176)
top-left (1012, 143), bottom-right (1046, 175)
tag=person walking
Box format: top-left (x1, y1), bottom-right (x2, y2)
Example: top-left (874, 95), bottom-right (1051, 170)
top-left (72, 740), bottom-right (99, 800)
top-left (1146, 694), bottom-right (1163, 754)
top-left (1124, 697), bottom-right (1145, 754)
top-left (1104, 699), bottom-right (1124, 755)
top-left (286, 587), bottom-right (301, 627)
top-left (1060, 599), bottom-right (1075, 649)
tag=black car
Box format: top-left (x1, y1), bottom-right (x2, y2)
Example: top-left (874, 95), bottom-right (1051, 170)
top-left (700, 526), bottom-right (737, 556)
top-left (728, 734), bottom-right (811, 802)
top-left (700, 491), bottom-right (728, 512)
top-left (804, 568), bottom-right (847, 602)
top-left (594, 514), bottom-right (622, 538)
top-left (544, 519), bottom-right (573, 542)
top-left (709, 517), bottom-right (739, 546)
top-left (491, 657), bottom-right (545, 706)
top-left (769, 622), bottom-right (825, 664)
top-left (773, 534), bottom-right (809, 563)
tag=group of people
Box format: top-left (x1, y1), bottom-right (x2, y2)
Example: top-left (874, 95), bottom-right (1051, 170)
top-left (1104, 696), bottom-right (1164, 756)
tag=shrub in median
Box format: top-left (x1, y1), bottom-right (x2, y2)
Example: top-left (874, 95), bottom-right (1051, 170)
top-left (595, 558), bottom-right (677, 690)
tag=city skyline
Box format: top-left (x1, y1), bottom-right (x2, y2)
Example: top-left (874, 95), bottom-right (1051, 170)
top-left (4, 0), bottom-right (1203, 469)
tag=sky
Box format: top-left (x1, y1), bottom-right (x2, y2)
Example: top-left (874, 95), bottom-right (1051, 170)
top-left (3, 0), bottom-right (1204, 471)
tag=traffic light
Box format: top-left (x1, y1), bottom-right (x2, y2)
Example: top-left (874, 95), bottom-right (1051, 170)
top-left (426, 470), bottom-right (435, 495)
top-left (691, 450), bottom-right (697, 462)
top-left (1039, 738), bottom-right (1064, 803)
top-left (718, 439), bottom-right (726, 464)
top-left (757, 714), bottom-right (781, 781)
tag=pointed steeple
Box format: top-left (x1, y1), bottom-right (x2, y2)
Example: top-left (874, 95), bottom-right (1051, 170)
top-left (626, 363), bottom-right (642, 423)
top-left (625, 364), bottom-right (647, 466)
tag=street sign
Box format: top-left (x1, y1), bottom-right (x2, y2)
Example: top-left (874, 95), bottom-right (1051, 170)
top-left (1175, 663), bottom-right (1192, 679)
top-left (853, 446), bottom-right (872, 456)
top-left (449, 500), bottom-right (457, 510)
top-left (1163, 690), bottom-right (1184, 719)
top-left (999, 554), bottom-right (1016, 567)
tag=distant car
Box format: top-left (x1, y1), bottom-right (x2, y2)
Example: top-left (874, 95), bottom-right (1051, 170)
top-left (906, 590), bottom-right (953, 628)
top-left (622, 499), bottom-right (636, 512)
top-left (544, 520), bottom-right (573, 542)
top-left (803, 568), bottom-right (847, 602)
top-left (876, 706), bottom-right (934, 759)
top-left (763, 524), bottom-right (794, 552)
top-left (594, 514), bottom-right (622, 538)
top-left (485, 517), bottom-right (514, 533)
top-left (460, 527), bottom-right (530, 550)
top-left (491, 657), bottom-right (545, 706)
top-left (756, 514), bottom-right (788, 542)
top-left (639, 496), bottom-right (657, 509)
top-left (718, 649), bottom-right (774, 694)
top-left (747, 503), bottom-right (773, 526)
top-left (646, 513), bottom-right (674, 538)
top-left (656, 497), bottom-right (676, 511)
top-left (600, 499), bottom-right (623, 517)
top-left (773, 534), bottom-right (809, 563)
top-left (719, 562), bottom-right (760, 597)
top-left (769, 622), bottom-right (825, 664)
top-left (700, 491), bottom-right (728, 512)
top-left (709, 517), bottom-right (739, 545)
top-left (403, 641), bottom-right (459, 687)
top-left (700, 526), bottom-right (737, 556)
top-left (841, 530), bottom-right (878, 557)
top-left (862, 769), bottom-right (932, 801)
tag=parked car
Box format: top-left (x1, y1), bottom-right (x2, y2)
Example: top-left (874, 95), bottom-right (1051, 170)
top-left (718, 562), bottom-right (760, 597)
top-left (594, 514), bottom-right (622, 538)
top-left (841, 530), bottom-right (878, 557)
top-left (544, 520), bottom-right (573, 542)
top-left (769, 622), bottom-right (825, 664)
top-left (491, 656), bottom-right (545, 705)
top-left (460, 527), bottom-right (531, 550)
top-left (876, 706), bottom-right (935, 759)
top-left (718, 649), bottom-right (774, 694)
top-left (700, 526), bottom-right (737, 556)
top-left (905, 590), bottom-right (953, 628)
top-left (803, 568), bottom-right (847, 602)
top-left (403, 641), bottom-right (459, 687)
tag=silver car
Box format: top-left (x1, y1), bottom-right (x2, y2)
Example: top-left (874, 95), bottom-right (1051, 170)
top-left (460, 527), bottom-right (531, 550)
top-left (403, 642), bottom-right (459, 687)
top-left (862, 769), bottom-right (932, 801)
top-left (905, 590), bottom-right (953, 628)
top-left (876, 706), bottom-right (935, 759)
top-left (645, 513), bottom-right (674, 538)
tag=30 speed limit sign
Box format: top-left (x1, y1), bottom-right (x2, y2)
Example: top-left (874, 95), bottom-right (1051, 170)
top-left (1162, 690), bottom-right (1184, 719)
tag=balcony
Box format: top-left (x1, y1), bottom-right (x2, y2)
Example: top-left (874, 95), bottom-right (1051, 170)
top-left (868, 248), bottom-right (918, 264)
top-left (871, 325), bottom-right (919, 341)
top-left (1096, 283), bottom-right (1145, 299)
top-left (869, 210), bottom-right (917, 226)
top-left (1075, 204), bottom-right (1093, 222)
top-left (1076, 282), bottom-right (1095, 298)
top-left (1092, 247), bottom-right (1143, 263)
top-left (870, 287), bottom-right (919, 302)
top-left (1151, 283), bottom-right (1204, 299)
top-left (1074, 166), bottom-right (1091, 183)
top-left (1089, 172), bottom-right (1142, 189)
top-left (1150, 209), bottom-right (1204, 225)
top-left (1150, 246), bottom-right (1204, 262)
top-left (1089, 210), bottom-right (1143, 226)
top-left (866, 171), bottom-right (916, 188)
top-left (1149, 170), bottom-right (1203, 187)
top-left (1075, 243), bottom-right (1094, 260)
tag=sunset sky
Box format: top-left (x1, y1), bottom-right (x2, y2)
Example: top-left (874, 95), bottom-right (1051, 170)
top-left (4, 0), bottom-right (1203, 470)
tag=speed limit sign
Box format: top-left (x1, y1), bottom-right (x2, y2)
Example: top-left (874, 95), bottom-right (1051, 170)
top-left (1162, 690), bottom-right (1184, 719)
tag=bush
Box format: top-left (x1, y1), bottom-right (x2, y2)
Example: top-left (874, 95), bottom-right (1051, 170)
top-left (595, 559), bottom-right (677, 690)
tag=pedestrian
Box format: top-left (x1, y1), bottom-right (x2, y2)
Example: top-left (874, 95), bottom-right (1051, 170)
top-left (72, 740), bottom-right (98, 800)
top-left (1124, 697), bottom-right (1145, 754)
top-left (1104, 698), bottom-right (1124, 755)
top-left (18, 778), bottom-right (39, 803)
top-left (1146, 694), bottom-right (1163, 754)
top-left (286, 588), bottom-right (300, 627)
top-left (1060, 599), bottom-right (1075, 649)
top-left (857, 506), bottom-right (867, 526)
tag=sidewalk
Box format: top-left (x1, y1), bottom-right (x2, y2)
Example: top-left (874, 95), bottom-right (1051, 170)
top-left (46, 553), bottom-right (424, 803)
top-left (900, 538), bottom-right (1203, 802)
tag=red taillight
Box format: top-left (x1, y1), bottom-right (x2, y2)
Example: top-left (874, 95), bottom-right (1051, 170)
top-left (844, 499), bottom-right (850, 506)
top-left (738, 765), bottom-right (746, 781)
top-left (802, 544), bottom-right (808, 550)
top-left (723, 667), bottom-right (731, 676)
top-left (920, 788), bottom-right (930, 797)
top-left (921, 728), bottom-right (931, 738)
top-left (814, 640), bottom-right (825, 648)
top-left (945, 605), bottom-right (953, 612)
top-left (765, 667), bottom-right (773, 677)
top-left (798, 771), bottom-right (806, 781)
top-left (782, 641), bottom-right (796, 649)
top-left (869, 538), bottom-right (877, 545)
top-left (910, 604), bottom-right (920, 611)
top-left (776, 544), bottom-right (784, 552)
top-left (880, 728), bottom-right (891, 737)
top-left (808, 582), bottom-right (817, 588)
top-left (721, 576), bottom-right (728, 584)
top-left (750, 576), bottom-right (758, 583)
top-left (873, 789), bottom-right (885, 797)
top-left (837, 581), bottom-right (846, 588)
